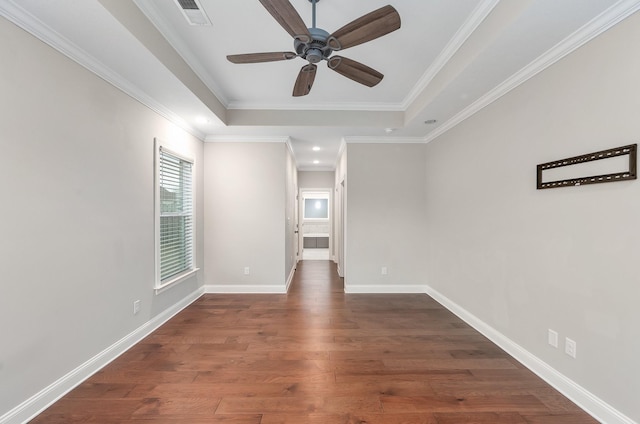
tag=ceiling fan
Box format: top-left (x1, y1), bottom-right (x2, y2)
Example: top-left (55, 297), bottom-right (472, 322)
top-left (227, 0), bottom-right (401, 97)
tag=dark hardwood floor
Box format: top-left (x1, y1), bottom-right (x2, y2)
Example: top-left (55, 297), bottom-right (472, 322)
top-left (31, 261), bottom-right (597, 423)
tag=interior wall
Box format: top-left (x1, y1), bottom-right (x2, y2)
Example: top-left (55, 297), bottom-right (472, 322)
top-left (203, 142), bottom-right (287, 291)
top-left (298, 171), bottom-right (334, 188)
top-left (345, 143), bottom-right (428, 291)
top-left (424, 11), bottom-right (640, 422)
top-left (0, 17), bottom-right (204, 419)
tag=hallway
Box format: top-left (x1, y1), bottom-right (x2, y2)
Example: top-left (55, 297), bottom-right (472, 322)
top-left (31, 261), bottom-right (596, 423)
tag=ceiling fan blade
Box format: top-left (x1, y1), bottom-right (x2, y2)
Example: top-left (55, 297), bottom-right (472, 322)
top-left (293, 64), bottom-right (317, 97)
top-left (259, 0), bottom-right (312, 42)
top-left (327, 56), bottom-right (383, 87)
top-left (227, 52), bottom-right (297, 64)
top-left (327, 5), bottom-right (400, 51)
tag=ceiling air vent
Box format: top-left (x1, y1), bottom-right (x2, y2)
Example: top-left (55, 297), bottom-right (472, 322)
top-left (174, 0), bottom-right (211, 26)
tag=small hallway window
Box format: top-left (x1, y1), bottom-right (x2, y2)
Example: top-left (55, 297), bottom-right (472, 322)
top-left (303, 197), bottom-right (329, 220)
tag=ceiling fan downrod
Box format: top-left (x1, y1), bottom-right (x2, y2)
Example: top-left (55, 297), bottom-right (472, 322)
top-left (297, 0), bottom-right (330, 64)
top-left (311, 0), bottom-right (317, 29)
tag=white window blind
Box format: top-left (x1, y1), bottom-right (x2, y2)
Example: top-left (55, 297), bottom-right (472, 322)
top-left (158, 147), bottom-right (194, 283)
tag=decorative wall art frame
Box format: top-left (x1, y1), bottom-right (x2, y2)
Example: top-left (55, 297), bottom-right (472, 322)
top-left (537, 144), bottom-right (637, 189)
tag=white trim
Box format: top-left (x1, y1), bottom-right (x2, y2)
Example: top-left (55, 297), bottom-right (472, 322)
top-left (226, 101), bottom-right (405, 112)
top-left (424, 0), bottom-right (640, 144)
top-left (285, 138), bottom-right (296, 159)
top-left (154, 267), bottom-right (200, 294)
top-left (285, 265), bottom-right (296, 292)
top-left (297, 165), bottom-right (336, 172)
top-left (424, 285), bottom-right (638, 424)
top-left (338, 138), bottom-right (347, 157)
top-left (0, 1), bottom-right (206, 141)
top-left (204, 135), bottom-right (291, 143)
top-left (344, 136), bottom-right (425, 144)
top-left (0, 287), bottom-right (204, 424)
top-left (401, 0), bottom-right (500, 109)
top-left (204, 284), bottom-right (287, 294)
top-left (344, 284), bottom-right (426, 294)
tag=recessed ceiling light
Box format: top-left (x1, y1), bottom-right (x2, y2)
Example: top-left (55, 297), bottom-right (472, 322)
top-left (424, 119), bottom-right (437, 124)
top-left (313, 160), bottom-right (320, 164)
top-left (312, 146), bottom-right (321, 151)
top-left (384, 128), bottom-right (395, 133)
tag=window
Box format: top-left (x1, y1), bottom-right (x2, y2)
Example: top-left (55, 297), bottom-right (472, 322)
top-left (155, 140), bottom-right (197, 290)
top-left (304, 198), bottom-right (329, 219)
top-left (303, 192), bottom-right (330, 220)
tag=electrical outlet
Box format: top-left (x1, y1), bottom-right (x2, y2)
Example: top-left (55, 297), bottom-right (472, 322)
top-left (381, 267), bottom-right (388, 275)
top-left (244, 267), bottom-right (250, 275)
top-left (565, 337), bottom-right (577, 358)
top-left (133, 300), bottom-right (141, 315)
top-left (548, 329), bottom-right (558, 348)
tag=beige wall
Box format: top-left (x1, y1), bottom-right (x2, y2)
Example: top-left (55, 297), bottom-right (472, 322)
top-left (424, 11), bottom-right (640, 422)
top-left (203, 142), bottom-right (287, 291)
top-left (0, 16), bottom-right (204, 420)
top-left (298, 171), bottom-right (334, 188)
top-left (346, 143), bottom-right (428, 291)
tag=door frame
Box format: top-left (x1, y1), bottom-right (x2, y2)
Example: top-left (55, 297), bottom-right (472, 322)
top-left (298, 188), bottom-right (332, 261)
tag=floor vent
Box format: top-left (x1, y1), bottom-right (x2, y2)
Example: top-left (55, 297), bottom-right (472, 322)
top-left (174, 0), bottom-right (211, 26)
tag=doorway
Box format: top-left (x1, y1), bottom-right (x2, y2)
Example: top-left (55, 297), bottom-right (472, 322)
top-left (299, 189), bottom-right (331, 261)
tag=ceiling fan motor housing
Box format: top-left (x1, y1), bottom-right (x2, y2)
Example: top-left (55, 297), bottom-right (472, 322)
top-left (295, 27), bottom-right (333, 64)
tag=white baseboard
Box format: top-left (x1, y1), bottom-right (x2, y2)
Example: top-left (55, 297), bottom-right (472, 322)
top-left (424, 285), bottom-right (637, 424)
top-left (204, 284), bottom-right (287, 294)
top-left (345, 284), bottom-right (426, 294)
top-left (1, 287), bottom-right (205, 424)
top-left (285, 265), bottom-right (296, 292)
top-left (6, 283), bottom-right (632, 424)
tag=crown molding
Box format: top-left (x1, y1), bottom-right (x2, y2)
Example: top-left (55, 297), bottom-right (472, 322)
top-left (297, 165), bottom-right (336, 172)
top-left (133, 0), bottom-right (230, 108)
top-left (0, 0), bottom-right (206, 141)
top-left (344, 136), bottom-right (426, 144)
top-left (204, 135), bottom-right (291, 143)
top-left (338, 138), bottom-right (347, 156)
top-left (225, 0), bottom-right (499, 113)
top-left (4, 0), bottom-right (638, 148)
top-left (401, 0), bottom-right (500, 110)
top-left (227, 101), bottom-right (405, 112)
top-left (424, 0), bottom-right (640, 144)
top-left (285, 137), bottom-right (300, 169)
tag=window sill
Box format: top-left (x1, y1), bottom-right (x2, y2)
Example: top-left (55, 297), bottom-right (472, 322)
top-left (155, 268), bottom-right (200, 295)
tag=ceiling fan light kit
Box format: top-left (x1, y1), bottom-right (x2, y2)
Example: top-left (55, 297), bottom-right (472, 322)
top-left (227, 0), bottom-right (401, 96)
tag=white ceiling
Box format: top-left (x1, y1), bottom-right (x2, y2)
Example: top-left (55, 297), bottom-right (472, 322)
top-left (2, 0), bottom-right (639, 170)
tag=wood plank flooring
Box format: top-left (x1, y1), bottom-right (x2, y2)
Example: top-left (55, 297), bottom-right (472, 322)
top-left (31, 261), bottom-right (598, 423)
